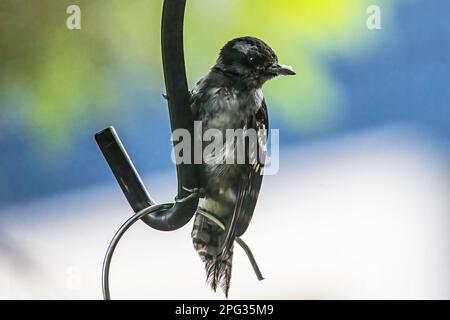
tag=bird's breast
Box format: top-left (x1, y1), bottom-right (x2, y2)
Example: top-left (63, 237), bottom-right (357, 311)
top-left (204, 87), bottom-right (263, 130)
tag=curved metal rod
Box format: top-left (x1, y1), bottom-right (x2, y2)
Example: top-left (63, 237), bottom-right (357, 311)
top-left (162, 0), bottom-right (200, 199)
top-left (197, 208), bottom-right (264, 281)
top-left (103, 204), bottom-right (263, 300)
top-left (102, 203), bottom-right (173, 299)
top-left (95, 0), bottom-right (200, 231)
top-left (95, 127), bottom-right (199, 231)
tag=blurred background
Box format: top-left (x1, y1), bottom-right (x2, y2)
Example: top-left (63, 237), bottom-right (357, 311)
top-left (0, 0), bottom-right (449, 299)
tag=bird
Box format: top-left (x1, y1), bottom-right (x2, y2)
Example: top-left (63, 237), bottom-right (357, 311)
top-left (190, 36), bottom-right (295, 297)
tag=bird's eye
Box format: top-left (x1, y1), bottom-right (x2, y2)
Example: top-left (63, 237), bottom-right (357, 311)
top-left (248, 54), bottom-right (259, 64)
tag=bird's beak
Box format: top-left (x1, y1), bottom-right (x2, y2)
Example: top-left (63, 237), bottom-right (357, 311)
top-left (265, 63), bottom-right (296, 76)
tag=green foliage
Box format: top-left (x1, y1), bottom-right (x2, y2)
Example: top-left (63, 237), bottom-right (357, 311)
top-left (0, 0), bottom-right (394, 144)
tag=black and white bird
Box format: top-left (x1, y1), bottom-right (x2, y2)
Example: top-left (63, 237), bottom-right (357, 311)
top-left (190, 37), bottom-right (295, 297)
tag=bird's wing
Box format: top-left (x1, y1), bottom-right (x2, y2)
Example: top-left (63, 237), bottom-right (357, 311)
top-left (219, 99), bottom-right (269, 257)
top-left (235, 98), bottom-right (268, 236)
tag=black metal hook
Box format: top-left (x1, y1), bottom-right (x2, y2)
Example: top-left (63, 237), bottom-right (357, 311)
top-left (95, 0), bottom-right (263, 299)
top-left (95, 0), bottom-right (199, 231)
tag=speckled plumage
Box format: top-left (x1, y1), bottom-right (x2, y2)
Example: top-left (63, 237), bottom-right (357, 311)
top-left (190, 37), bottom-right (294, 297)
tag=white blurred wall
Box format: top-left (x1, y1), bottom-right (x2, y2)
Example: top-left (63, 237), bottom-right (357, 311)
top-left (0, 126), bottom-right (449, 299)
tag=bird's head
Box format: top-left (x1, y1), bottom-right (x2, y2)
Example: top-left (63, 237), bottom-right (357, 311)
top-left (214, 36), bottom-right (295, 88)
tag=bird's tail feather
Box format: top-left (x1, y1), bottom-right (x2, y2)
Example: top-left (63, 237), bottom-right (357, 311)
top-left (204, 248), bottom-right (233, 297)
top-left (192, 213), bottom-right (233, 297)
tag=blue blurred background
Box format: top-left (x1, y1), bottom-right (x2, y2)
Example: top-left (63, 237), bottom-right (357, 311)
top-left (0, 0), bottom-right (448, 299)
top-left (0, 0), bottom-right (448, 207)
